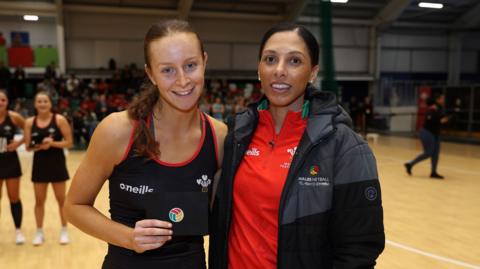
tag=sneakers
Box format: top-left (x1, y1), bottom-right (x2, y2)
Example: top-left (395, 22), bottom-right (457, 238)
top-left (59, 227), bottom-right (69, 245)
top-left (404, 163), bottom-right (412, 175)
top-left (430, 173), bottom-right (444, 179)
top-left (32, 230), bottom-right (45, 246)
top-left (15, 229), bottom-right (25, 245)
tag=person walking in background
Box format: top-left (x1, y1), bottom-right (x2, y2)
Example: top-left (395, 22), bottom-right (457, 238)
top-left (0, 89), bottom-right (26, 244)
top-left (405, 93), bottom-right (448, 179)
top-left (24, 91), bottom-right (73, 245)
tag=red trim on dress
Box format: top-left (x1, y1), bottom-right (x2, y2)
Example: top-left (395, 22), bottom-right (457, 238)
top-left (121, 120), bottom-right (139, 162)
top-left (204, 114), bottom-right (219, 167)
top-left (152, 112), bottom-right (206, 168)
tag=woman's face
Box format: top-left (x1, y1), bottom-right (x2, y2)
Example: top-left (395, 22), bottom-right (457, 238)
top-left (258, 31), bottom-right (319, 111)
top-left (145, 32), bottom-right (207, 113)
top-left (35, 94), bottom-right (52, 114)
top-left (436, 95), bottom-right (445, 106)
top-left (0, 92), bottom-right (8, 112)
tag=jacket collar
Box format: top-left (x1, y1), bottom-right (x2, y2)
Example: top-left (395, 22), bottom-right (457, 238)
top-left (233, 86), bottom-right (352, 144)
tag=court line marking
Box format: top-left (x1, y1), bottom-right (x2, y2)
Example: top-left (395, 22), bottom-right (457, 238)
top-left (386, 240), bottom-right (480, 269)
top-left (378, 156), bottom-right (480, 177)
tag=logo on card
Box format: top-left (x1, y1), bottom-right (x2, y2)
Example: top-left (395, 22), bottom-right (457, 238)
top-left (169, 208), bottom-right (184, 222)
top-left (309, 165), bottom-right (320, 176)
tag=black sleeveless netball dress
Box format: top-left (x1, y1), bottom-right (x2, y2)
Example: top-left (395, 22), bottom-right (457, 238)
top-left (31, 114), bottom-right (69, 182)
top-left (102, 112), bottom-right (218, 269)
top-left (0, 112), bottom-right (22, 179)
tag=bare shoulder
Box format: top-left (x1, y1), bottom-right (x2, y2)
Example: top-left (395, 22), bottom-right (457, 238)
top-left (24, 116), bottom-right (35, 127)
top-left (86, 111), bottom-right (134, 166)
top-left (8, 111), bottom-right (25, 124)
top-left (55, 113), bottom-right (69, 125)
top-left (94, 111), bottom-right (133, 143)
top-left (206, 114), bottom-right (227, 142)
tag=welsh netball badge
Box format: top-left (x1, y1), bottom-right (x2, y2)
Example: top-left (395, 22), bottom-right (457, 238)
top-left (196, 174), bottom-right (212, 192)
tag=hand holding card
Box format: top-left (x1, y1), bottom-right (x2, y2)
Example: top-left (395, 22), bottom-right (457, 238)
top-left (131, 219), bottom-right (173, 254)
top-left (145, 192), bottom-right (209, 236)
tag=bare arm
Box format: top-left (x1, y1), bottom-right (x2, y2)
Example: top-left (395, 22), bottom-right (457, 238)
top-left (64, 112), bottom-right (172, 253)
top-left (7, 111), bottom-right (25, 151)
top-left (23, 117), bottom-right (36, 152)
top-left (43, 114), bottom-right (73, 149)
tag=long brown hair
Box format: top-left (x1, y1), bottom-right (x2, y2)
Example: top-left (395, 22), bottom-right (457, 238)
top-left (127, 19), bottom-right (205, 158)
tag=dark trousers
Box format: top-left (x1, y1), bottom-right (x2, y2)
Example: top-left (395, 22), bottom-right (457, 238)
top-left (409, 128), bottom-right (440, 174)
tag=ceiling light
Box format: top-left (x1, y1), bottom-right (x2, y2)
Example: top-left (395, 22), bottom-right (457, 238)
top-left (330, 0), bottom-right (349, 3)
top-left (418, 2), bottom-right (443, 9)
top-left (23, 15), bottom-right (39, 21)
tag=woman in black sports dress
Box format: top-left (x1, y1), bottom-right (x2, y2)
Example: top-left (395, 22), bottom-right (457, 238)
top-left (24, 91), bottom-right (73, 246)
top-left (64, 20), bottom-right (227, 269)
top-left (0, 89), bottom-right (26, 244)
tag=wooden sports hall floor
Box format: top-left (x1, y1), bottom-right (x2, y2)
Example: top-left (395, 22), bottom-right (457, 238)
top-left (1, 135), bottom-right (479, 269)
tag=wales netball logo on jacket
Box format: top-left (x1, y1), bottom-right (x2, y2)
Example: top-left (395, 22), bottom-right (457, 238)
top-left (196, 175), bottom-right (211, 192)
top-left (298, 165), bottom-right (330, 187)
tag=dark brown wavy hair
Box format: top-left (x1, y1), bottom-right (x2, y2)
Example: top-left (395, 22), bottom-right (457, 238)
top-left (127, 19), bottom-right (205, 158)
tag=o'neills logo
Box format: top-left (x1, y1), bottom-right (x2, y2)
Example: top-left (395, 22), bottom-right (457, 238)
top-left (119, 183), bottom-right (153, 194)
top-left (245, 147), bottom-right (260, 156)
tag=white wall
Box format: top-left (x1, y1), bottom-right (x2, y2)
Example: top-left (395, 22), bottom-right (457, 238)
top-left (63, 12), bottom-right (271, 69)
top-left (0, 18), bottom-right (57, 47)
top-left (1, 12), bottom-right (478, 76)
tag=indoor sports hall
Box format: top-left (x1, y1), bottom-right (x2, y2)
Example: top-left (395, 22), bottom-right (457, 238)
top-left (0, 1), bottom-right (479, 268)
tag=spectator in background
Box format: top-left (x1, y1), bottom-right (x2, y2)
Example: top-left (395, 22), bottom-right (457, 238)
top-left (348, 96), bottom-right (360, 131)
top-left (0, 61), bottom-right (11, 91)
top-left (13, 99), bottom-right (29, 118)
top-left (405, 93), bottom-right (449, 179)
top-left (66, 74), bottom-right (79, 96)
top-left (12, 66), bottom-right (26, 101)
top-left (44, 62), bottom-right (56, 80)
top-left (199, 95), bottom-right (211, 115)
top-left (0, 32), bottom-right (6, 46)
top-left (108, 58), bottom-right (116, 70)
top-left (94, 94), bottom-right (109, 121)
top-left (72, 109), bottom-right (89, 148)
top-left (361, 96), bottom-right (374, 135)
top-left (234, 96), bottom-right (247, 114)
top-left (211, 96), bottom-right (225, 121)
top-left (96, 78), bottom-right (108, 95)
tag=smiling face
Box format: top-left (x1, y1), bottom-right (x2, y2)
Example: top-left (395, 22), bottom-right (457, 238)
top-left (145, 32), bottom-right (207, 113)
top-left (34, 93), bottom-right (52, 115)
top-left (258, 30), bottom-right (319, 111)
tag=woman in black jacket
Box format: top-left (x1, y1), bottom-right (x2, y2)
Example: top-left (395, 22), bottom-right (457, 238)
top-left (209, 23), bottom-right (385, 269)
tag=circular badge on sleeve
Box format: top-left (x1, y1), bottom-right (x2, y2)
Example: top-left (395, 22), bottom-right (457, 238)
top-left (364, 187), bottom-right (378, 201)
